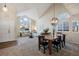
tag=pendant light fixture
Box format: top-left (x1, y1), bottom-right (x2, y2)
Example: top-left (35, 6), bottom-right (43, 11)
top-left (2, 3), bottom-right (8, 12)
top-left (51, 3), bottom-right (58, 25)
top-left (51, 3), bottom-right (59, 38)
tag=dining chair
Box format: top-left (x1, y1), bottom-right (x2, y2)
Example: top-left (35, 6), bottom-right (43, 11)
top-left (38, 35), bottom-right (48, 53)
top-left (52, 36), bottom-right (61, 52)
top-left (61, 34), bottom-right (65, 47)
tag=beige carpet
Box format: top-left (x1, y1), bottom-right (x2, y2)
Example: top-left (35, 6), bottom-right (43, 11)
top-left (0, 37), bottom-right (79, 56)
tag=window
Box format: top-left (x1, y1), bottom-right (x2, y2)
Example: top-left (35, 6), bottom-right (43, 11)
top-left (58, 22), bottom-right (69, 31)
top-left (57, 12), bottom-right (70, 31)
top-left (58, 24), bottom-right (62, 31)
top-left (72, 21), bottom-right (78, 32)
top-left (20, 17), bottom-right (29, 27)
top-left (20, 16), bottom-right (30, 32)
top-left (63, 22), bottom-right (69, 31)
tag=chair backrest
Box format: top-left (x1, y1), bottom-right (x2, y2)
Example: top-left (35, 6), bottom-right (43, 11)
top-left (53, 36), bottom-right (61, 44)
top-left (54, 36), bottom-right (61, 43)
top-left (57, 36), bottom-right (61, 41)
top-left (38, 35), bottom-right (45, 44)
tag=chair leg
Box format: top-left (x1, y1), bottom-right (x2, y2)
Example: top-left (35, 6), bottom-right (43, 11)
top-left (59, 44), bottom-right (61, 50)
top-left (38, 39), bottom-right (40, 50)
top-left (64, 41), bottom-right (65, 46)
top-left (62, 42), bottom-right (65, 47)
top-left (57, 46), bottom-right (59, 52)
top-left (39, 47), bottom-right (40, 50)
top-left (38, 44), bottom-right (40, 50)
top-left (43, 46), bottom-right (45, 54)
top-left (61, 42), bottom-right (64, 47)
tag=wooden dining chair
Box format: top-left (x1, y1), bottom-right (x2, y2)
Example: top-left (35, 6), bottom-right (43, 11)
top-left (52, 36), bottom-right (61, 52)
top-left (61, 34), bottom-right (65, 47)
top-left (38, 35), bottom-right (48, 53)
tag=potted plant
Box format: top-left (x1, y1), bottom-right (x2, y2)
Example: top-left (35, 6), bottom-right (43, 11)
top-left (44, 28), bottom-right (49, 33)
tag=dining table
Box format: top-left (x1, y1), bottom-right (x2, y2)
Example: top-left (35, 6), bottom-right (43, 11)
top-left (44, 34), bottom-right (57, 55)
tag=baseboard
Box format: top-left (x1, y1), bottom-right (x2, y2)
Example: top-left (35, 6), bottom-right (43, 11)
top-left (0, 40), bottom-right (17, 49)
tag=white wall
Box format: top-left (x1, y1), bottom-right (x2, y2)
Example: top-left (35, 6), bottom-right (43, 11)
top-left (0, 5), bottom-right (16, 42)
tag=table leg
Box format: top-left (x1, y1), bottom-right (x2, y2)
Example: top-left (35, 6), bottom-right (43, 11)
top-left (48, 40), bottom-right (52, 55)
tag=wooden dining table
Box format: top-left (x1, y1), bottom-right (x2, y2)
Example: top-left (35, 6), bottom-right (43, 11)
top-left (44, 34), bottom-right (57, 55)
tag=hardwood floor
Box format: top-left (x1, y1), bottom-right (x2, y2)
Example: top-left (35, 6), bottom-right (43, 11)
top-left (0, 37), bottom-right (79, 56)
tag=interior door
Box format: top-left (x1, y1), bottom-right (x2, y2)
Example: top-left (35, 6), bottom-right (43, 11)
top-left (0, 20), bottom-right (10, 42)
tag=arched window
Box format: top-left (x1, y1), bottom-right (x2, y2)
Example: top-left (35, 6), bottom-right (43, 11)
top-left (58, 23), bottom-right (62, 31)
top-left (63, 22), bottom-right (69, 31)
top-left (71, 16), bottom-right (79, 32)
top-left (20, 16), bottom-right (30, 32)
top-left (57, 12), bottom-right (70, 31)
top-left (58, 22), bottom-right (69, 31)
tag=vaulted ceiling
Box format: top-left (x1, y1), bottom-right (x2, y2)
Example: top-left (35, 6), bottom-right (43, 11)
top-left (0, 3), bottom-right (79, 21)
top-left (15, 3), bottom-right (52, 20)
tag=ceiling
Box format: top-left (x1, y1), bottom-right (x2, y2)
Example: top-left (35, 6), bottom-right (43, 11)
top-left (64, 3), bottom-right (79, 15)
top-left (0, 3), bottom-right (79, 20)
top-left (15, 3), bottom-right (52, 20)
